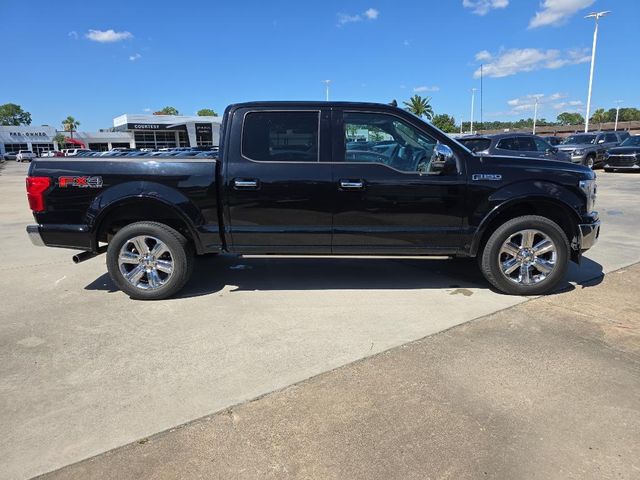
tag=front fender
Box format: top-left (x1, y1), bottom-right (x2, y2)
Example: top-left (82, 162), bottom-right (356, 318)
top-left (469, 180), bottom-right (584, 255)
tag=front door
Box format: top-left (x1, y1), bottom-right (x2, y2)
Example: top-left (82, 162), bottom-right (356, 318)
top-left (224, 108), bottom-right (333, 253)
top-left (331, 110), bottom-right (466, 254)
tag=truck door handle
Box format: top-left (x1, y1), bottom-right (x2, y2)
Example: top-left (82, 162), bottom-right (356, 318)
top-left (339, 180), bottom-right (364, 190)
top-left (233, 178), bottom-right (259, 189)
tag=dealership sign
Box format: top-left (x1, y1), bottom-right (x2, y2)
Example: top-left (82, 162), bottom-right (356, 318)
top-left (9, 131), bottom-right (49, 137)
top-left (126, 123), bottom-right (187, 131)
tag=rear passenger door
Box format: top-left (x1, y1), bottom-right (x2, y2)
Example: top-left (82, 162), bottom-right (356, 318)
top-left (224, 108), bottom-right (333, 253)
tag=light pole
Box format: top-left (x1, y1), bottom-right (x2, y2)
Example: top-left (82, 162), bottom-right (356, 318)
top-left (460, 115), bottom-right (464, 135)
top-left (322, 80), bottom-right (331, 101)
top-left (532, 96), bottom-right (539, 135)
top-left (584, 11), bottom-right (610, 133)
top-left (470, 88), bottom-right (477, 135)
top-left (614, 100), bottom-right (623, 131)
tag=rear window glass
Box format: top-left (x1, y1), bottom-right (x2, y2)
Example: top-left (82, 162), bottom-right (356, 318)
top-left (459, 138), bottom-right (490, 152)
top-left (242, 111), bottom-right (319, 162)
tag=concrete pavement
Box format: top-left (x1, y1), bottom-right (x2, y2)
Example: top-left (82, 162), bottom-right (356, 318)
top-left (0, 160), bottom-right (639, 479)
top-left (40, 263), bottom-right (640, 480)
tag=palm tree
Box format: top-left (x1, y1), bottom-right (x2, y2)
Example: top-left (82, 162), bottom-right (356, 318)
top-left (590, 108), bottom-right (607, 130)
top-left (62, 116), bottom-right (80, 138)
top-left (403, 95), bottom-right (434, 120)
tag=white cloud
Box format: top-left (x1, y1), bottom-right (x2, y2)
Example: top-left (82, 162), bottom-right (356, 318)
top-left (143, 108), bottom-right (152, 112)
top-left (68, 31), bottom-right (78, 40)
top-left (503, 92), bottom-right (584, 115)
top-left (85, 29), bottom-right (133, 43)
top-left (337, 7), bottom-right (380, 26)
top-left (475, 50), bottom-right (492, 61)
top-left (364, 8), bottom-right (379, 20)
top-left (463, 0), bottom-right (509, 16)
top-left (529, 0), bottom-right (595, 28)
top-left (129, 53), bottom-right (142, 61)
top-left (473, 48), bottom-right (590, 78)
top-left (413, 85), bottom-right (440, 93)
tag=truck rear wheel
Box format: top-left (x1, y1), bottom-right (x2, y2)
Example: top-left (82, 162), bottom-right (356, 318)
top-left (480, 215), bottom-right (569, 295)
top-left (106, 221), bottom-right (193, 300)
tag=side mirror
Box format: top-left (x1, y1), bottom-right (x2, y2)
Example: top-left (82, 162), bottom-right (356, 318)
top-left (597, 139), bottom-right (605, 144)
top-left (431, 143), bottom-right (456, 174)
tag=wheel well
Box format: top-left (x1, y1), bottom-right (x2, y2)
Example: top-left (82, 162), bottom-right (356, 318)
top-left (476, 200), bottom-right (578, 256)
top-left (96, 200), bottom-right (194, 245)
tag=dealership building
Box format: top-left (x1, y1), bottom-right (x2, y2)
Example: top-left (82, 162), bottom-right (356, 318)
top-left (0, 113), bottom-right (222, 155)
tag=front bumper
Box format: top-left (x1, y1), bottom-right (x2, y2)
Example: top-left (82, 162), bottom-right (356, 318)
top-left (27, 225), bottom-right (45, 246)
top-left (604, 163), bottom-right (640, 171)
top-left (578, 215), bottom-right (601, 251)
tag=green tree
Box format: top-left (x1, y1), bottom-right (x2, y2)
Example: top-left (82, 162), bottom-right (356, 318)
top-left (432, 114), bottom-right (457, 133)
top-left (590, 108), bottom-right (607, 129)
top-left (403, 95), bottom-right (434, 120)
top-left (53, 132), bottom-right (67, 150)
top-left (556, 112), bottom-right (585, 126)
top-left (197, 108), bottom-right (218, 116)
top-left (62, 116), bottom-right (80, 138)
top-left (153, 106), bottom-right (179, 115)
top-left (0, 103), bottom-right (32, 126)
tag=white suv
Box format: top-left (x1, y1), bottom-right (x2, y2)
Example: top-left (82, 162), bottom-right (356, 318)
top-left (16, 150), bottom-right (36, 162)
top-left (63, 148), bottom-right (91, 157)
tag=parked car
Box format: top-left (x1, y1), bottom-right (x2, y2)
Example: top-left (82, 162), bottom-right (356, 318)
top-left (541, 136), bottom-right (563, 146)
top-left (603, 135), bottom-right (640, 172)
top-left (3, 151), bottom-right (18, 161)
top-left (63, 148), bottom-right (92, 157)
top-left (26, 101), bottom-right (600, 300)
top-left (458, 133), bottom-right (569, 162)
top-left (16, 150), bottom-right (36, 162)
top-left (557, 131), bottom-right (625, 169)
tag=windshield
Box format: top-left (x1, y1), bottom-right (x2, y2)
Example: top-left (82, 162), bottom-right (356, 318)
top-left (562, 134), bottom-right (596, 145)
top-left (620, 136), bottom-right (640, 147)
top-left (458, 138), bottom-right (491, 153)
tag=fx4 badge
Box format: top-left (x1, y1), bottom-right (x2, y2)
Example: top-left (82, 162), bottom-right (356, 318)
top-left (58, 176), bottom-right (103, 188)
top-left (472, 174), bottom-right (502, 181)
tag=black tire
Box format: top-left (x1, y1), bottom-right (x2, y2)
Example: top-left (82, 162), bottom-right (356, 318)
top-left (584, 154), bottom-right (595, 169)
top-left (106, 221), bottom-right (194, 300)
top-left (480, 215), bottom-right (569, 295)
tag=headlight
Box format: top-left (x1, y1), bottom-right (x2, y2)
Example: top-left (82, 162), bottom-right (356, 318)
top-left (579, 179), bottom-right (597, 212)
top-left (573, 149), bottom-right (585, 156)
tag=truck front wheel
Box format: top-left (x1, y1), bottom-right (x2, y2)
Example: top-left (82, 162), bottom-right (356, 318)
top-left (480, 215), bottom-right (569, 295)
top-left (106, 221), bottom-right (194, 300)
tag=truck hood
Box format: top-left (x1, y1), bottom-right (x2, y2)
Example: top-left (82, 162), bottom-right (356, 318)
top-left (481, 154), bottom-right (595, 179)
top-left (557, 143), bottom-right (594, 151)
top-left (607, 146), bottom-right (640, 155)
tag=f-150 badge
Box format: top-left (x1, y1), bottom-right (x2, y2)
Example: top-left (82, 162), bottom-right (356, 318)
top-left (58, 176), bottom-right (103, 188)
top-left (472, 174), bottom-right (502, 181)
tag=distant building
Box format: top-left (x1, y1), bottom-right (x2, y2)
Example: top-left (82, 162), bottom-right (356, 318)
top-left (0, 113), bottom-right (222, 155)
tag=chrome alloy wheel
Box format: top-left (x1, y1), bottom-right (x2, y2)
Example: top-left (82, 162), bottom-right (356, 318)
top-left (118, 235), bottom-right (174, 290)
top-left (498, 229), bottom-right (557, 285)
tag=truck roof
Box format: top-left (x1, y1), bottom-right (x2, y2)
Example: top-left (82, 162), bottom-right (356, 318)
top-left (227, 101), bottom-right (400, 110)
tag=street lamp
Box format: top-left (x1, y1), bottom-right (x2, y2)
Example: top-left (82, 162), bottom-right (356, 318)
top-left (614, 100), bottom-right (623, 131)
top-left (470, 88), bottom-right (477, 135)
top-left (584, 11), bottom-right (611, 133)
top-left (532, 96), bottom-right (540, 135)
top-left (322, 80), bottom-right (331, 101)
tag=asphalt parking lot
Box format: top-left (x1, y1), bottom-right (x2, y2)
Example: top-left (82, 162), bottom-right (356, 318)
top-left (1, 160), bottom-right (639, 479)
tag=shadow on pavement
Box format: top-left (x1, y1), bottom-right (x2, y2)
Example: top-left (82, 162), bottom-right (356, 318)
top-left (85, 254), bottom-right (604, 300)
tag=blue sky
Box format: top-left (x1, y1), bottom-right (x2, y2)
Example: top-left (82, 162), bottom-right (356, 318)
top-left (1, 0), bottom-right (637, 130)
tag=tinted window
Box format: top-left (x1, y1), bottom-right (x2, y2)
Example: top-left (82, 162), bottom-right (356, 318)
top-left (343, 112), bottom-right (438, 173)
top-left (458, 138), bottom-right (491, 153)
top-left (496, 138), bottom-right (518, 150)
top-left (620, 136), bottom-right (640, 147)
top-left (533, 137), bottom-right (552, 152)
top-left (562, 134), bottom-right (596, 145)
top-left (517, 137), bottom-right (537, 151)
top-left (242, 111), bottom-right (319, 162)
top-left (604, 133), bottom-right (618, 143)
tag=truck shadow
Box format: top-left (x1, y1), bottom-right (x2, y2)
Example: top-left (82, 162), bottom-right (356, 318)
top-left (85, 254), bottom-right (604, 299)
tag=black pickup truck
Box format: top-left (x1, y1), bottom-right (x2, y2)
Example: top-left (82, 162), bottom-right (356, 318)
top-left (26, 102), bottom-right (600, 300)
